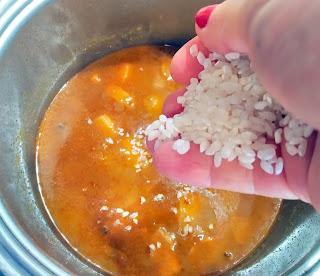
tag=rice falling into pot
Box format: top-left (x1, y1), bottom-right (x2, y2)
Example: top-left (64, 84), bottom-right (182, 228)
top-left (145, 46), bottom-right (314, 175)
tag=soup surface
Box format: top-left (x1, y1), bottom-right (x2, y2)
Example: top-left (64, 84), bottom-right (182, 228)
top-left (37, 46), bottom-right (281, 275)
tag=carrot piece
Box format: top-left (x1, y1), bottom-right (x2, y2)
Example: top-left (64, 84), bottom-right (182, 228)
top-left (94, 114), bottom-right (115, 138)
top-left (106, 84), bottom-right (134, 107)
top-left (91, 73), bottom-right (102, 83)
top-left (143, 95), bottom-right (163, 116)
top-left (150, 227), bottom-right (181, 275)
top-left (118, 63), bottom-right (131, 82)
top-left (160, 56), bottom-right (172, 80)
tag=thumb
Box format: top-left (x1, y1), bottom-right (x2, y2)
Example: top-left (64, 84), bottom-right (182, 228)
top-left (194, 0), bottom-right (267, 54)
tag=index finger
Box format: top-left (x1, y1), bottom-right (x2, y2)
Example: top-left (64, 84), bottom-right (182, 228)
top-left (170, 36), bottom-right (209, 85)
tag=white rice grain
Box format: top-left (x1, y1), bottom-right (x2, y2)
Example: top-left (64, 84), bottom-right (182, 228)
top-left (304, 126), bottom-right (313, 138)
top-left (197, 52), bottom-right (206, 66)
top-left (285, 143), bottom-right (298, 156)
top-left (189, 44), bottom-right (199, 57)
top-left (275, 157), bottom-right (284, 175)
top-left (260, 161), bottom-right (274, 175)
top-left (214, 153), bottom-right (222, 168)
top-left (173, 139), bottom-right (190, 154)
top-left (257, 148), bottom-right (276, 161)
top-left (225, 52), bottom-right (240, 61)
top-left (298, 139), bottom-right (307, 157)
top-left (240, 161), bottom-right (254, 170)
top-left (274, 128), bottom-right (283, 144)
top-left (159, 114), bottom-right (167, 122)
top-left (254, 101), bottom-right (268, 111)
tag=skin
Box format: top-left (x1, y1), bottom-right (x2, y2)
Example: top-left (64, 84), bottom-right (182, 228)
top-left (150, 0), bottom-right (320, 211)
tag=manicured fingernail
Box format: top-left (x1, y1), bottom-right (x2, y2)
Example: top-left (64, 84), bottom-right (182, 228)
top-left (195, 5), bottom-right (216, 29)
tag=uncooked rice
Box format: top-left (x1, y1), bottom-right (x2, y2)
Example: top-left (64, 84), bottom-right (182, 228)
top-left (145, 45), bottom-right (314, 175)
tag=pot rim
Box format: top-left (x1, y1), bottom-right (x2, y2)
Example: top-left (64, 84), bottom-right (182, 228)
top-left (0, 2), bottom-right (69, 275)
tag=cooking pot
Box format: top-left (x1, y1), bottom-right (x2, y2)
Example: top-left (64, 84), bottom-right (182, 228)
top-left (0, 0), bottom-right (320, 275)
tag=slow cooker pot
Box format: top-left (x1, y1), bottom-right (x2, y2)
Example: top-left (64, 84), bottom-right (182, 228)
top-left (0, 0), bottom-right (320, 275)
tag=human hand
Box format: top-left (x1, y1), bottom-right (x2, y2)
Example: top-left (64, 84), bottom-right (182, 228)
top-left (150, 0), bottom-right (320, 210)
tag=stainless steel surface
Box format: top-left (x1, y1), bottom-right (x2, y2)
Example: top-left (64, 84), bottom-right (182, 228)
top-left (0, 0), bottom-right (319, 275)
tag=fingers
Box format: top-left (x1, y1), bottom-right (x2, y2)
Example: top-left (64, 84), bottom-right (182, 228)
top-left (153, 141), bottom-right (298, 200)
top-left (211, 159), bottom-right (296, 199)
top-left (253, 166), bottom-right (296, 200)
top-left (170, 37), bottom-right (209, 85)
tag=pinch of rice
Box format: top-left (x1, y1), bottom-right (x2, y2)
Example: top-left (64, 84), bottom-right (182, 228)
top-left (145, 48), bottom-right (313, 175)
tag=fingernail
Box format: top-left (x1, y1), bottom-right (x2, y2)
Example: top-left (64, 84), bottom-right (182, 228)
top-left (195, 5), bottom-right (216, 29)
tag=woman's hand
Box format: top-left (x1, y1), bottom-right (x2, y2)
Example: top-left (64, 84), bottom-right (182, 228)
top-left (150, 0), bottom-right (320, 210)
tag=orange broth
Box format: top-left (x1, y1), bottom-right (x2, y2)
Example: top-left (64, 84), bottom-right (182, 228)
top-left (36, 46), bottom-right (281, 275)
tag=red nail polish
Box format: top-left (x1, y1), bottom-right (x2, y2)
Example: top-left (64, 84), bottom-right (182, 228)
top-left (195, 5), bottom-right (216, 29)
